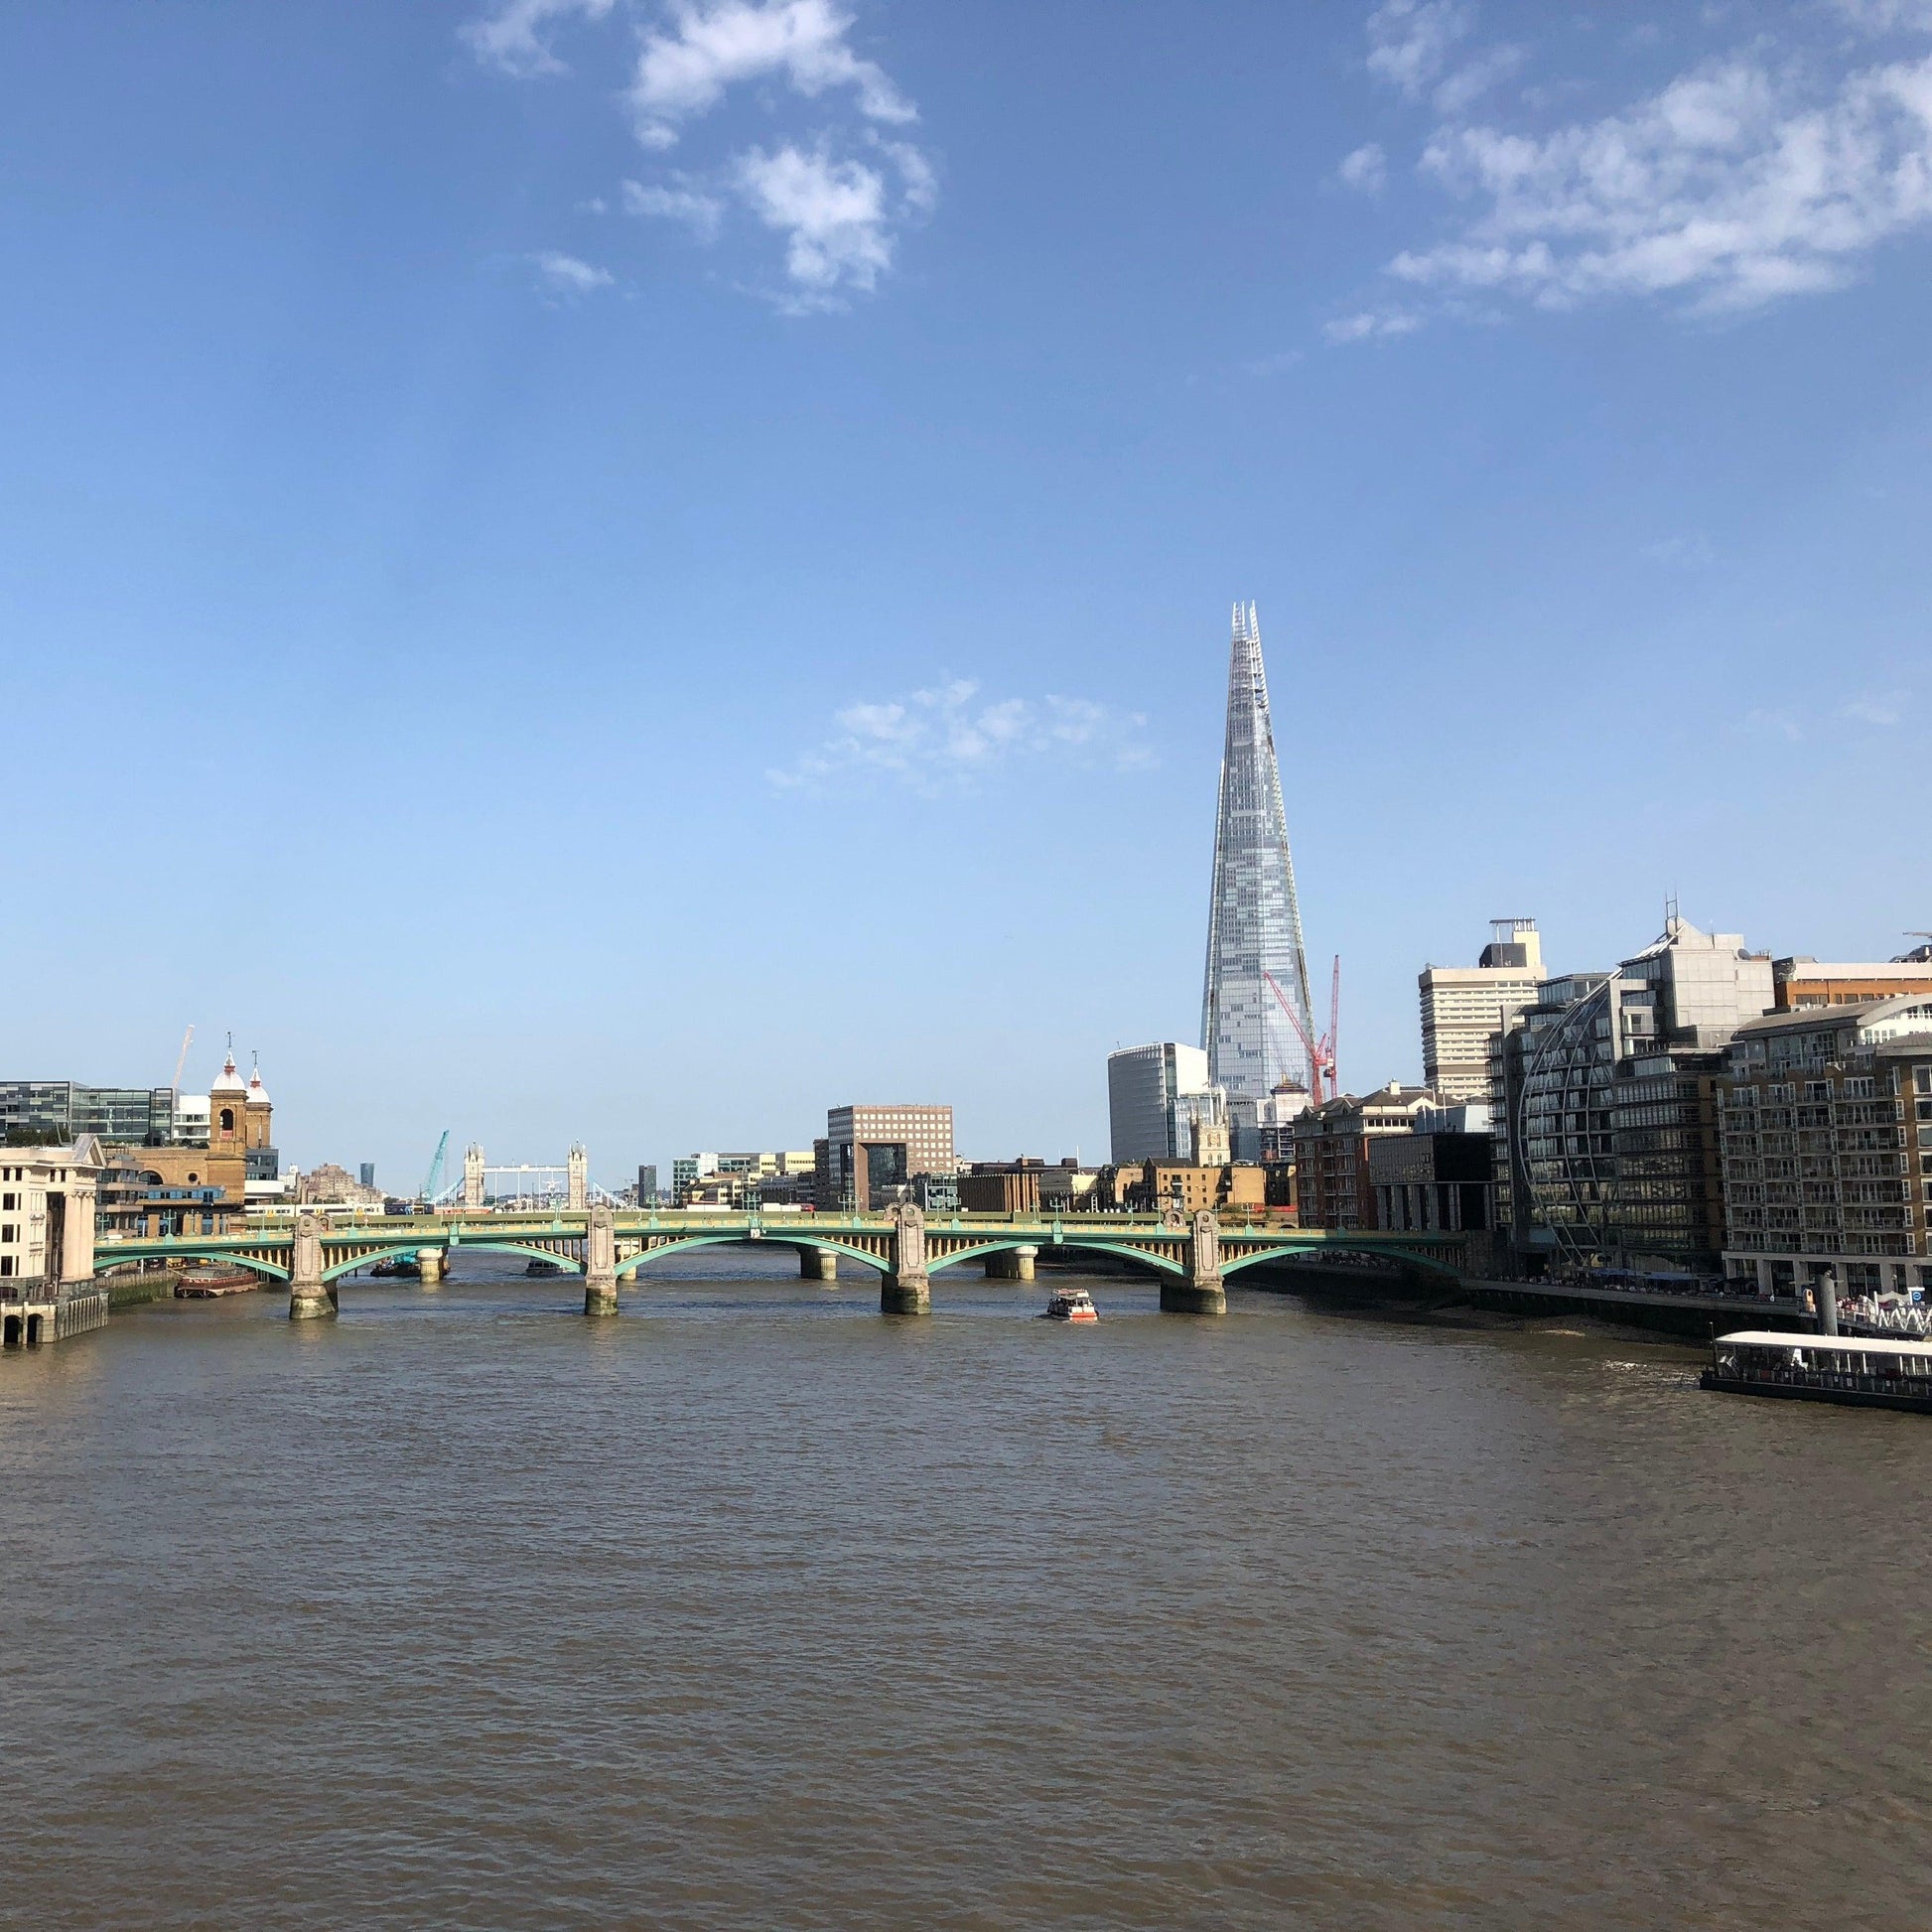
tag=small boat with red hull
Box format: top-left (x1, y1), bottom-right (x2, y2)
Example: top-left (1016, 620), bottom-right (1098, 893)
top-left (1041, 1287), bottom-right (1099, 1323)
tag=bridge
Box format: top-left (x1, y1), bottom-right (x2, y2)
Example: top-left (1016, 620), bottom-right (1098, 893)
top-left (91, 1205), bottom-right (1466, 1319)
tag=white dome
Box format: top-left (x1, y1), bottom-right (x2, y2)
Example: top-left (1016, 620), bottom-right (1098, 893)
top-left (246, 1071), bottom-right (271, 1107)
top-left (210, 1053), bottom-right (246, 1095)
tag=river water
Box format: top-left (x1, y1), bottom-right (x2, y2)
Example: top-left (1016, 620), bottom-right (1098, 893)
top-left (2, 1252), bottom-right (1927, 1929)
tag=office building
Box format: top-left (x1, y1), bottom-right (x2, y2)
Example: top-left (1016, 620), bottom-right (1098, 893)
top-left (359, 1163), bottom-right (375, 1190)
top-left (672, 1149), bottom-right (813, 1207)
top-left (1255, 1078), bottom-right (1312, 1161)
top-left (1419, 919), bottom-right (1547, 1102)
top-left (636, 1165), bottom-right (658, 1206)
top-left (1200, 602), bottom-right (1315, 1103)
top-left (0, 1138), bottom-right (105, 1286)
top-left (1718, 996), bottom-right (1932, 1300)
top-left (1128, 1161), bottom-right (1268, 1216)
top-left (1291, 1084), bottom-right (1436, 1230)
top-left (1496, 918), bottom-right (1774, 1276)
top-left (957, 1159), bottom-right (1093, 1215)
top-left (0, 1081), bottom-right (176, 1147)
top-left (817, 1104), bottom-right (954, 1212)
top-left (1107, 1041), bottom-right (1223, 1165)
top-left (1368, 1121), bottom-right (1492, 1235)
top-left (1772, 952), bottom-right (1932, 1010)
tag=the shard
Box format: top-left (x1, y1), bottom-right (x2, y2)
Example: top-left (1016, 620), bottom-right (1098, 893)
top-left (1200, 602), bottom-right (1314, 1099)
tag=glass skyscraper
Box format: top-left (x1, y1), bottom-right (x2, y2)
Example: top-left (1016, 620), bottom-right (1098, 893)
top-left (1200, 602), bottom-right (1313, 1101)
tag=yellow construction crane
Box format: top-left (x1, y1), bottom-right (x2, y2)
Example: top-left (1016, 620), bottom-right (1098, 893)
top-left (171, 1025), bottom-right (195, 1091)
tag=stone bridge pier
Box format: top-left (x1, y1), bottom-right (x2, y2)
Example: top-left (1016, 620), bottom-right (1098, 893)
top-left (799, 1248), bottom-right (838, 1283)
top-left (881, 1201), bottom-right (929, 1315)
top-left (584, 1206), bottom-right (618, 1316)
top-left (289, 1213), bottom-right (338, 1320)
top-left (1161, 1212), bottom-right (1227, 1316)
top-left (985, 1245), bottom-right (1037, 1283)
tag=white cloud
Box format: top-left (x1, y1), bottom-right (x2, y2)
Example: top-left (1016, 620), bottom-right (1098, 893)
top-left (1432, 42), bottom-right (1526, 116)
top-left (1733, 706), bottom-right (1803, 741)
top-left (1832, 0), bottom-right (1932, 32)
top-left (1379, 33), bottom-right (1932, 318)
top-left (1324, 308), bottom-right (1422, 342)
top-left (1243, 347), bottom-right (1307, 375)
top-left (732, 143), bottom-right (894, 301)
top-left (530, 250), bottom-right (615, 294)
top-left (630, 0), bottom-right (915, 149)
top-left (623, 177), bottom-right (727, 240)
top-left (1843, 689), bottom-right (1908, 725)
top-left (1337, 142), bottom-right (1389, 193)
top-left (464, 0), bottom-right (614, 77)
top-left (1367, 0), bottom-right (1471, 100)
top-left (768, 680), bottom-right (1152, 792)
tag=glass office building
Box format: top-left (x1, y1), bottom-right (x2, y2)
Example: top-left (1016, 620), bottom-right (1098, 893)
top-left (1200, 602), bottom-right (1313, 1102)
top-left (0, 1081), bottom-right (176, 1147)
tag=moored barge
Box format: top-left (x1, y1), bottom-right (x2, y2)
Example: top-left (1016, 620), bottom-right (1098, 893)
top-left (1702, 1330), bottom-right (1932, 1415)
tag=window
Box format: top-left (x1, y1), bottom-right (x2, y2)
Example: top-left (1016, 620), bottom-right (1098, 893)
top-left (0, 1193), bottom-right (12, 1210)
top-left (0, 1224), bottom-right (14, 1243)
top-left (0, 1256), bottom-right (12, 1278)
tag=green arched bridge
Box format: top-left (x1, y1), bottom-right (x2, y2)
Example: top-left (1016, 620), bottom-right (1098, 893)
top-left (92, 1205), bottom-right (1466, 1320)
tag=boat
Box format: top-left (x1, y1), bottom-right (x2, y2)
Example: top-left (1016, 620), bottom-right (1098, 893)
top-left (1701, 1330), bottom-right (1932, 1414)
top-left (175, 1268), bottom-right (260, 1298)
top-left (524, 1259), bottom-right (561, 1277)
top-left (1041, 1287), bottom-right (1099, 1323)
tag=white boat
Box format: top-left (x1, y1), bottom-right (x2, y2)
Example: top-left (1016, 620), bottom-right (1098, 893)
top-left (1041, 1287), bottom-right (1098, 1323)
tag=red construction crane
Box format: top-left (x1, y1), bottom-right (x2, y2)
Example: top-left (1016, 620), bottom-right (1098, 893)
top-left (1265, 960), bottom-right (1339, 1105)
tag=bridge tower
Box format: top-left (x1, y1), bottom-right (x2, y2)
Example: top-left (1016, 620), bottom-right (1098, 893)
top-left (567, 1144), bottom-right (588, 1212)
top-left (463, 1144), bottom-right (485, 1210)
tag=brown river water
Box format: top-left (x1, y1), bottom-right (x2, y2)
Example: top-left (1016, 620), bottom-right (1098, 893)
top-left (2, 1251), bottom-right (1927, 1930)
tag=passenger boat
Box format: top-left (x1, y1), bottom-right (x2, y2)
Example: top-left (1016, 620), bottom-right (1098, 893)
top-left (175, 1268), bottom-right (259, 1298)
top-left (524, 1259), bottom-right (561, 1277)
top-left (1041, 1287), bottom-right (1099, 1323)
top-left (1702, 1330), bottom-right (1932, 1414)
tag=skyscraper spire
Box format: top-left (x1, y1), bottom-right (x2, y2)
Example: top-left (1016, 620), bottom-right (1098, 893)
top-left (1200, 601), bottom-right (1314, 1099)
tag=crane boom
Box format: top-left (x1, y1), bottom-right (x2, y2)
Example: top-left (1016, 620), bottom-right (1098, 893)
top-left (171, 1024), bottom-right (195, 1091)
top-left (422, 1130), bottom-right (451, 1204)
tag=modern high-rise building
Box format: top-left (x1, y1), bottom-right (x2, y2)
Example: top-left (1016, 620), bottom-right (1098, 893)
top-left (1107, 1041), bottom-right (1215, 1165)
top-left (1200, 603), bottom-right (1313, 1103)
top-left (1495, 918), bottom-right (1775, 1276)
top-left (1420, 918), bottom-right (1547, 1101)
top-left (816, 1105), bottom-right (954, 1212)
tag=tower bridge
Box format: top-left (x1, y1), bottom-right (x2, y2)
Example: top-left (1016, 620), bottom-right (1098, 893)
top-left (90, 1204), bottom-right (1465, 1320)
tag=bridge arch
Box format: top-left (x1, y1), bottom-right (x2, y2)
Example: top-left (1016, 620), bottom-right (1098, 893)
top-left (926, 1237), bottom-right (1185, 1279)
top-left (615, 1234), bottom-right (891, 1280)
top-left (1219, 1243), bottom-right (1462, 1282)
top-left (101, 1249), bottom-right (291, 1284)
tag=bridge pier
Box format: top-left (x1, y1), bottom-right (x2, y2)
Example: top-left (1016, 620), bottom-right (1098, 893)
top-left (1161, 1212), bottom-right (1226, 1316)
top-left (800, 1248), bottom-right (838, 1283)
top-left (288, 1213), bottom-right (337, 1321)
top-left (882, 1200), bottom-right (930, 1315)
top-left (417, 1248), bottom-right (444, 1287)
top-left (984, 1245), bottom-right (1038, 1283)
top-left (584, 1206), bottom-right (619, 1316)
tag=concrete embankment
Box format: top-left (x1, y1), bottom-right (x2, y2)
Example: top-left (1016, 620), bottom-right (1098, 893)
top-left (1241, 1259), bottom-right (1811, 1341)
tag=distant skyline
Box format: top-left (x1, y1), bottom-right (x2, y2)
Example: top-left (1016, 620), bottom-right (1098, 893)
top-left (3, 1), bottom-right (1930, 1184)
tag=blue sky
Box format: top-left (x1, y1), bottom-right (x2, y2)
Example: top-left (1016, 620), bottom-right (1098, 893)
top-left (3, 0), bottom-right (1929, 1186)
